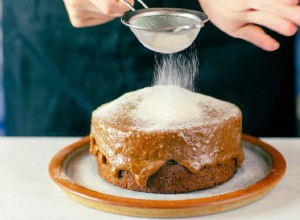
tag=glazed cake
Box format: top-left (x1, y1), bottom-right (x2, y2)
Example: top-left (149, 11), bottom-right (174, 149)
top-left (90, 85), bottom-right (244, 193)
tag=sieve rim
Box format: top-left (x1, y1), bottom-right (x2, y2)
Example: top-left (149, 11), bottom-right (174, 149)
top-left (121, 8), bottom-right (209, 32)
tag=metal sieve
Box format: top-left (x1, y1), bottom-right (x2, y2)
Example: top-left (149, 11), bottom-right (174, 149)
top-left (120, 0), bottom-right (208, 54)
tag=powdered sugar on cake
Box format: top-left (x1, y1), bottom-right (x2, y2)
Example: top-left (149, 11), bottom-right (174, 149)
top-left (93, 85), bottom-right (241, 131)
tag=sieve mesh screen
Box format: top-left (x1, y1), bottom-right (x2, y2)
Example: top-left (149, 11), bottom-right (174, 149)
top-left (130, 15), bottom-right (199, 29)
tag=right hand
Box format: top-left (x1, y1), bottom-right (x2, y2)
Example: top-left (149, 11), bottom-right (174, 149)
top-left (199, 0), bottom-right (300, 51)
top-left (63, 0), bottom-right (134, 28)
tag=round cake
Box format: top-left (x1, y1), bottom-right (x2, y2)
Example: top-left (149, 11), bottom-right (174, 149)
top-left (90, 85), bottom-right (244, 193)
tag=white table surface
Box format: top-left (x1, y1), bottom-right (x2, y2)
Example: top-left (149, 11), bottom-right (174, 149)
top-left (0, 137), bottom-right (299, 220)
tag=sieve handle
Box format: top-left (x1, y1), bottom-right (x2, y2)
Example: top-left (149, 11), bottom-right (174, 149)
top-left (119, 0), bottom-right (149, 11)
top-left (137, 0), bottom-right (149, 9)
top-left (173, 23), bottom-right (204, 32)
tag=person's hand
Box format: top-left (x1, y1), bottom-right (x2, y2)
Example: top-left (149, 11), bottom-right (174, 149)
top-left (199, 0), bottom-right (300, 51)
top-left (63, 0), bottom-right (134, 27)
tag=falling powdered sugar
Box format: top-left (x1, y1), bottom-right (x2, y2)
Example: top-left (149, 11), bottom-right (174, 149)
top-left (94, 47), bottom-right (241, 131)
top-left (153, 49), bottom-right (199, 92)
top-left (131, 48), bottom-right (239, 130)
top-left (133, 49), bottom-right (200, 129)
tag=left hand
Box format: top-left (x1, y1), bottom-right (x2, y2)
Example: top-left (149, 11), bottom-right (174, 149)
top-left (63, 0), bottom-right (134, 28)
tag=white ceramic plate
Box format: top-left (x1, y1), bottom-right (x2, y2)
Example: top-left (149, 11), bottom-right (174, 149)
top-left (49, 134), bottom-right (286, 217)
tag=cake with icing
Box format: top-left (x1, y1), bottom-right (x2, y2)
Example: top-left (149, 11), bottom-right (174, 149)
top-left (90, 85), bottom-right (244, 193)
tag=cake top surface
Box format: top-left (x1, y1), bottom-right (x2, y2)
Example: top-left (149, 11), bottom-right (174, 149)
top-left (93, 85), bottom-right (241, 131)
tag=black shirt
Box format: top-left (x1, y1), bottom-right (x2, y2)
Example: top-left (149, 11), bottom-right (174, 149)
top-left (3, 0), bottom-right (296, 136)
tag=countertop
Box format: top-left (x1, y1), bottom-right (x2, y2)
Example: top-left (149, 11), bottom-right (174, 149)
top-left (0, 137), bottom-right (299, 220)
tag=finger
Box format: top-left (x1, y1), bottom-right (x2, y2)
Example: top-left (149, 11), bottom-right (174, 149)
top-left (89, 0), bottom-right (133, 16)
top-left (233, 24), bottom-right (280, 51)
top-left (248, 0), bottom-right (300, 25)
top-left (70, 17), bottom-right (115, 28)
top-left (276, 0), bottom-right (299, 5)
top-left (64, 0), bottom-right (101, 14)
top-left (275, 0), bottom-right (299, 5)
top-left (67, 8), bottom-right (116, 21)
top-left (245, 10), bottom-right (298, 36)
top-left (248, 0), bottom-right (299, 9)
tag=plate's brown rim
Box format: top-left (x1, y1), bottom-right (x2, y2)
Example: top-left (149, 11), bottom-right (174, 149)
top-left (49, 134), bottom-right (286, 209)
